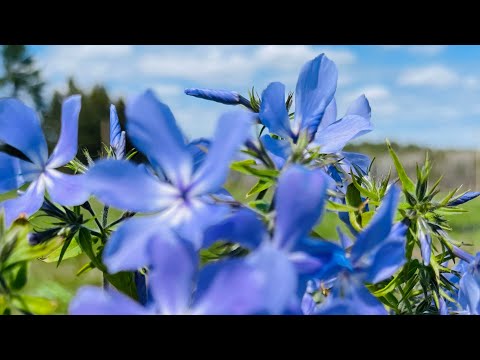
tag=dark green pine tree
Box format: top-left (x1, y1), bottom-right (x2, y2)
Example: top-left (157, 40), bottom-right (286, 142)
top-left (0, 45), bottom-right (45, 110)
top-left (43, 77), bottom-right (129, 161)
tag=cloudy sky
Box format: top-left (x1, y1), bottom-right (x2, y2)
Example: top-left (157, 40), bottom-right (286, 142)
top-left (26, 45), bottom-right (480, 150)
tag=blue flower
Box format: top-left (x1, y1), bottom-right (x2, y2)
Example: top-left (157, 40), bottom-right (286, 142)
top-left (0, 96), bottom-right (89, 226)
top-left (447, 191), bottom-right (480, 207)
top-left (203, 164), bottom-right (345, 314)
top-left (85, 90), bottom-right (255, 264)
top-left (456, 253), bottom-right (480, 315)
top-left (185, 88), bottom-right (253, 109)
top-left (109, 105), bottom-right (126, 160)
top-left (69, 236), bottom-right (265, 315)
top-left (310, 186), bottom-right (407, 315)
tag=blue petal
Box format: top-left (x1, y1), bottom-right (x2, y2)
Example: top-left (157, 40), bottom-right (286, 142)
top-left (452, 245), bottom-right (475, 263)
top-left (316, 276), bottom-right (388, 315)
top-left (246, 244), bottom-right (297, 314)
top-left (193, 258), bottom-right (265, 315)
top-left (313, 115), bottom-right (373, 153)
top-left (190, 110), bottom-right (254, 196)
top-left (292, 238), bottom-right (351, 282)
top-left (447, 192), bottom-right (480, 206)
top-left (0, 153), bottom-right (29, 193)
top-left (458, 272), bottom-right (480, 315)
top-left (109, 104), bottom-right (126, 160)
top-left (85, 159), bottom-right (178, 213)
top-left (259, 82), bottom-right (293, 139)
top-left (203, 208), bottom-right (266, 250)
top-left (187, 138), bottom-right (211, 172)
top-left (301, 280), bottom-right (319, 315)
top-left (69, 286), bottom-right (151, 315)
top-left (272, 165), bottom-right (333, 251)
top-left (47, 95), bottom-right (82, 168)
top-left (148, 236), bottom-right (197, 315)
top-left (0, 98), bottom-right (48, 166)
top-left (340, 152), bottom-right (371, 175)
top-left (316, 98), bottom-right (337, 132)
top-left (2, 180), bottom-right (45, 226)
top-left (363, 222), bottom-right (407, 284)
top-left (419, 227), bottom-right (432, 266)
top-left (345, 95), bottom-right (371, 120)
top-left (337, 227), bottom-right (354, 249)
top-left (350, 186), bottom-right (400, 264)
top-left (126, 90), bottom-right (193, 188)
top-left (260, 134), bottom-right (291, 169)
top-left (103, 215), bottom-right (167, 273)
top-left (293, 54), bottom-right (338, 140)
top-left (185, 88), bottom-right (252, 109)
top-left (169, 200), bottom-right (231, 250)
top-left (44, 170), bottom-right (90, 206)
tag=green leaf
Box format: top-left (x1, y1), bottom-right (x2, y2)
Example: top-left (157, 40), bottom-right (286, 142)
top-left (4, 236), bottom-right (64, 270)
top-left (11, 295), bottom-right (58, 315)
top-left (5, 261), bottom-right (28, 290)
top-left (105, 271), bottom-right (138, 301)
top-left (248, 200), bottom-right (270, 213)
top-left (76, 261), bottom-right (95, 276)
top-left (77, 228), bottom-right (105, 271)
top-left (230, 160), bottom-right (278, 179)
top-left (386, 139), bottom-right (415, 193)
top-left (56, 236), bottom-right (74, 268)
top-left (40, 238), bottom-right (83, 263)
top-left (325, 200), bottom-right (358, 213)
top-left (246, 179), bottom-right (274, 198)
top-left (360, 211), bottom-right (375, 227)
top-left (346, 183), bottom-right (362, 207)
top-left (350, 173), bottom-right (378, 201)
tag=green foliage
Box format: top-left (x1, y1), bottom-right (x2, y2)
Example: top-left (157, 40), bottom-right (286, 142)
top-left (0, 213), bottom-right (60, 314)
top-left (0, 45), bottom-right (45, 110)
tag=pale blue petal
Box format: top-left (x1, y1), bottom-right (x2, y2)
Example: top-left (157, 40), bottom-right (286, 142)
top-left (317, 98), bottom-right (337, 132)
top-left (85, 159), bottom-right (177, 213)
top-left (69, 286), bottom-right (151, 315)
top-left (103, 215), bottom-right (166, 273)
top-left (47, 95), bottom-right (82, 168)
top-left (340, 152), bottom-right (371, 175)
top-left (458, 272), bottom-right (480, 315)
top-left (187, 138), bottom-right (211, 172)
top-left (190, 110), bottom-right (254, 196)
top-left (246, 244), bottom-right (297, 314)
top-left (293, 54), bottom-right (338, 140)
top-left (44, 170), bottom-right (90, 206)
top-left (301, 280), bottom-right (319, 315)
top-left (259, 82), bottom-right (292, 139)
top-left (148, 237), bottom-right (197, 315)
top-left (351, 186), bottom-right (400, 264)
top-left (126, 90), bottom-right (193, 188)
top-left (313, 115), bottom-right (373, 153)
top-left (2, 180), bottom-right (45, 226)
top-left (273, 165), bottom-right (333, 251)
top-left (260, 134), bottom-right (291, 169)
top-left (0, 98), bottom-right (48, 166)
top-left (364, 224), bottom-right (407, 284)
top-left (203, 208), bottom-right (266, 249)
top-left (345, 95), bottom-right (371, 120)
top-left (193, 259), bottom-right (265, 315)
top-left (0, 153), bottom-right (32, 193)
top-left (419, 228), bottom-right (432, 266)
top-left (109, 104), bottom-right (126, 160)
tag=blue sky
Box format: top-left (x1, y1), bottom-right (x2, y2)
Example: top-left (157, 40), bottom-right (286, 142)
top-left (25, 45), bottom-right (480, 150)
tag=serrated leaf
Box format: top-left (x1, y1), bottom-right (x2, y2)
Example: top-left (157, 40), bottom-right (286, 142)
top-left (386, 140), bottom-right (415, 193)
top-left (11, 295), bottom-right (58, 315)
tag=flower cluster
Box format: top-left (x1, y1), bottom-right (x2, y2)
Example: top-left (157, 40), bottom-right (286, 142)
top-left (0, 53), bottom-right (479, 315)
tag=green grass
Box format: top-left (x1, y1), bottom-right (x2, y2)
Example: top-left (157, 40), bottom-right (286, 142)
top-left (448, 199), bottom-right (480, 251)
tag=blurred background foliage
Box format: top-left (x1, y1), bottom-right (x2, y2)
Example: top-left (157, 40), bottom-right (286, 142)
top-left (1, 45), bottom-right (479, 313)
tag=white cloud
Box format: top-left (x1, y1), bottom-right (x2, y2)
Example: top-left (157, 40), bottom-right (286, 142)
top-left (380, 45), bottom-right (447, 55)
top-left (397, 65), bottom-right (460, 87)
top-left (151, 84), bottom-right (185, 97)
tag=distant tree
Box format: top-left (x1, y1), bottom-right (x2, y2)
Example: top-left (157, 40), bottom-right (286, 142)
top-left (0, 45), bottom-right (45, 110)
top-left (43, 77), bottom-right (128, 161)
